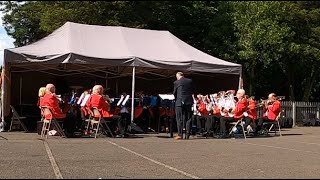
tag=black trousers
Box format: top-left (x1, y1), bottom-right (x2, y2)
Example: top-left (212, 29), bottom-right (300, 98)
top-left (57, 113), bottom-right (77, 136)
top-left (118, 113), bottom-right (131, 135)
top-left (175, 104), bottom-right (192, 137)
top-left (205, 115), bottom-right (220, 133)
top-left (196, 115), bottom-right (207, 133)
top-left (256, 117), bottom-right (274, 132)
top-left (243, 117), bottom-right (254, 129)
top-left (219, 116), bottom-right (240, 135)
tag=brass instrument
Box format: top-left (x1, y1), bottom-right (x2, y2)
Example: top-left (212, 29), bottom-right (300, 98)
top-left (256, 96), bottom-right (284, 108)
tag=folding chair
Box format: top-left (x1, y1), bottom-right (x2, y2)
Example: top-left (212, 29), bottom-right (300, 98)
top-left (89, 107), bottom-right (114, 138)
top-left (228, 118), bottom-right (246, 139)
top-left (268, 112), bottom-right (282, 137)
top-left (9, 105), bottom-right (28, 132)
top-left (39, 106), bottom-right (51, 138)
top-left (40, 106), bottom-right (66, 138)
top-left (81, 107), bottom-right (91, 134)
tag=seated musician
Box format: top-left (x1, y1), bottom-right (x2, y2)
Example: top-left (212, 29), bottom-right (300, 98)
top-left (192, 94), bottom-right (208, 135)
top-left (38, 87), bottom-right (47, 107)
top-left (86, 85), bottom-right (127, 138)
top-left (118, 92), bottom-right (131, 135)
top-left (77, 89), bottom-right (92, 120)
top-left (243, 95), bottom-right (257, 133)
top-left (205, 93), bottom-right (221, 135)
top-left (217, 89), bottom-right (248, 138)
top-left (42, 83), bottom-right (76, 137)
top-left (256, 93), bottom-right (281, 133)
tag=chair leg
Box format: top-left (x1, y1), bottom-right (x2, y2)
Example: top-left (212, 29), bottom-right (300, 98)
top-left (240, 121), bottom-right (246, 139)
top-left (269, 124), bottom-right (274, 132)
top-left (46, 121), bottom-right (52, 139)
top-left (18, 118), bottom-right (28, 132)
top-left (229, 120), bottom-right (240, 136)
top-left (95, 120), bottom-right (100, 138)
top-left (9, 118), bottom-right (14, 132)
top-left (52, 120), bottom-right (66, 138)
top-left (105, 123), bottom-right (114, 138)
top-left (86, 119), bottom-right (90, 132)
top-left (100, 119), bottom-right (114, 138)
top-left (277, 121), bottom-right (282, 137)
top-left (40, 121), bottom-right (46, 138)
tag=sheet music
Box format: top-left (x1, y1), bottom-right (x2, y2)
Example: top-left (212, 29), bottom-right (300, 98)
top-left (80, 94), bottom-right (90, 107)
top-left (122, 95), bottom-right (130, 106)
top-left (117, 95), bottom-right (125, 106)
top-left (77, 93), bottom-right (85, 105)
top-left (158, 94), bottom-right (175, 100)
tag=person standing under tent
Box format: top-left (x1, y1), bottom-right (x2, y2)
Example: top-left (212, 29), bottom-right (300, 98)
top-left (173, 72), bottom-right (194, 140)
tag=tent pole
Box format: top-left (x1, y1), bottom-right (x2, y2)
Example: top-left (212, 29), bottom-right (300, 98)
top-left (19, 76), bottom-right (22, 105)
top-left (0, 67), bottom-right (4, 132)
top-left (116, 79), bottom-right (119, 96)
top-left (131, 66), bottom-right (135, 123)
top-left (238, 67), bottom-right (243, 90)
top-left (105, 72), bottom-right (108, 89)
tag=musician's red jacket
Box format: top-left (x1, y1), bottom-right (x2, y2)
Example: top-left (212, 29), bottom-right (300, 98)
top-left (42, 94), bottom-right (66, 119)
top-left (232, 97), bottom-right (248, 119)
top-left (213, 105), bottom-right (220, 116)
top-left (86, 94), bottom-right (113, 118)
top-left (264, 100), bottom-right (281, 120)
top-left (247, 100), bottom-right (257, 120)
top-left (39, 97), bottom-right (45, 107)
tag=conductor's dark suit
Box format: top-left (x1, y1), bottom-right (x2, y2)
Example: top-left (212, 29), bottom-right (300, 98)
top-left (173, 77), bottom-right (193, 138)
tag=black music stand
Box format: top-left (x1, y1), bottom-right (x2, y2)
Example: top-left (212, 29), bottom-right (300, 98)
top-left (158, 94), bottom-right (175, 138)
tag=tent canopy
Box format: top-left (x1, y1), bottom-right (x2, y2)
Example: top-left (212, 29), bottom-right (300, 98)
top-left (2, 22), bottom-right (242, 119)
top-left (5, 21), bottom-right (241, 74)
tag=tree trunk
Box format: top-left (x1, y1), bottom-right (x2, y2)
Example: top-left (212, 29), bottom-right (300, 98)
top-left (249, 63), bottom-right (255, 96)
top-left (286, 67), bottom-right (295, 101)
top-left (302, 67), bottom-right (318, 101)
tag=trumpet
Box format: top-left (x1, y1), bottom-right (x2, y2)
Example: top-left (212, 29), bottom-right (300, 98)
top-left (256, 99), bottom-right (268, 107)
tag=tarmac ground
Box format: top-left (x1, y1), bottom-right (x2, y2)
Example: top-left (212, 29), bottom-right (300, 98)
top-left (0, 127), bottom-right (320, 179)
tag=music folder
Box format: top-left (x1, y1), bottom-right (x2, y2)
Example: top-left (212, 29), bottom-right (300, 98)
top-left (158, 94), bottom-right (175, 100)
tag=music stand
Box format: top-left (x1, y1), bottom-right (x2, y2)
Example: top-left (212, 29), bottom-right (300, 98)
top-left (158, 94), bottom-right (175, 138)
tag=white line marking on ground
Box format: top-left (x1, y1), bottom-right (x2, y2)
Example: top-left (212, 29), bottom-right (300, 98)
top-left (237, 141), bottom-right (320, 155)
top-left (107, 141), bottom-right (201, 179)
top-left (43, 141), bottom-right (63, 179)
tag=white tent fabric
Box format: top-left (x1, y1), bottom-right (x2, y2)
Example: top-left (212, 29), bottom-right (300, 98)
top-left (5, 21), bottom-right (241, 74)
top-left (1, 22), bottom-right (242, 119)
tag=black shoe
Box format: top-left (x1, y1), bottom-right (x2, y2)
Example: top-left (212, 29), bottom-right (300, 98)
top-left (214, 134), bottom-right (229, 139)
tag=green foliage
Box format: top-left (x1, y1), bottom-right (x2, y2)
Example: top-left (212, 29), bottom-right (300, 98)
top-left (2, 1), bottom-right (320, 101)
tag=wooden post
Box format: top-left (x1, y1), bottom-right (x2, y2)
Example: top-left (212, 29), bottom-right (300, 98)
top-left (292, 101), bottom-right (296, 127)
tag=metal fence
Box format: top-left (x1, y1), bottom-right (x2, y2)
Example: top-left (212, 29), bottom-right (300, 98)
top-left (256, 101), bottom-right (320, 127)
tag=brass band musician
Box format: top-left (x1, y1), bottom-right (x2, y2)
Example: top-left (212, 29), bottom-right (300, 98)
top-left (217, 89), bottom-right (248, 138)
top-left (256, 93), bottom-right (281, 133)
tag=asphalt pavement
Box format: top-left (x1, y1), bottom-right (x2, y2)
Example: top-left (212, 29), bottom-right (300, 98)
top-left (0, 127), bottom-right (320, 179)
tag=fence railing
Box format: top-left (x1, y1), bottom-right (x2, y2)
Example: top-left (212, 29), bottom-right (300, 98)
top-left (256, 101), bottom-right (320, 127)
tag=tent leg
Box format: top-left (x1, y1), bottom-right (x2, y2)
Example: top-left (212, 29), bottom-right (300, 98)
top-left (116, 79), bottom-right (119, 96)
top-left (105, 73), bottom-right (108, 89)
top-left (238, 67), bottom-right (243, 89)
top-left (19, 76), bottom-right (22, 105)
top-left (131, 67), bottom-right (136, 123)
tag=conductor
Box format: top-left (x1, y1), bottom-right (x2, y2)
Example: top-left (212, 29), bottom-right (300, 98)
top-left (173, 72), bottom-right (194, 140)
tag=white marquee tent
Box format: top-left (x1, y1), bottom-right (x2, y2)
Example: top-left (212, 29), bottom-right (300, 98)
top-left (1, 22), bottom-right (242, 122)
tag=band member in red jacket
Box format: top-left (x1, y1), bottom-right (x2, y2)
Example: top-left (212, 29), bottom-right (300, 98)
top-left (42, 84), bottom-right (66, 119)
top-left (86, 85), bottom-right (127, 138)
top-left (256, 93), bottom-right (281, 133)
top-left (42, 84), bottom-right (76, 137)
top-left (38, 87), bottom-right (47, 107)
top-left (243, 96), bottom-right (257, 133)
top-left (217, 89), bottom-right (248, 138)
